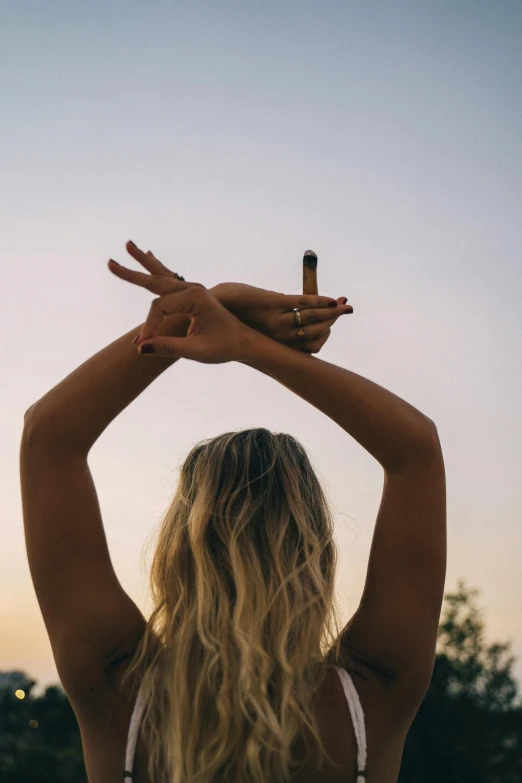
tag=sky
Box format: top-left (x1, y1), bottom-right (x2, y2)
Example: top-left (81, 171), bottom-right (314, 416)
top-left (1, 1), bottom-right (521, 695)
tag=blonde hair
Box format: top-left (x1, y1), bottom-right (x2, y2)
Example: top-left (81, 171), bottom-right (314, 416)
top-left (121, 427), bottom-right (346, 782)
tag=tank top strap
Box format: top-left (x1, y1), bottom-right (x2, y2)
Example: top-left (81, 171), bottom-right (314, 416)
top-left (123, 679), bottom-right (147, 780)
top-left (334, 666), bottom-right (368, 782)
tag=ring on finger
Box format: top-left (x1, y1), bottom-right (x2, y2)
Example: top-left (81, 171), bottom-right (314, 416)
top-left (294, 308), bottom-right (307, 351)
top-left (290, 313), bottom-right (337, 346)
top-left (294, 308), bottom-right (306, 337)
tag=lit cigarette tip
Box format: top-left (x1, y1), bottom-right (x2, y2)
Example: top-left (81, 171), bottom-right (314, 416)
top-left (303, 250), bottom-right (318, 270)
top-left (302, 250), bottom-right (319, 295)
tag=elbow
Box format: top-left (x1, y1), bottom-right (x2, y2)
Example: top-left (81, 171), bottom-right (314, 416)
top-left (22, 406), bottom-right (38, 442)
top-left (22, 406), bottom-right (56, 448)
top-left (387, 418), bottom-right (442, 474)
top-left (24, 404), bottom-right (36, 423)
top-left (424, 418), bottom-right (441, 449)
top-left (416, 418), bottom-right (443, 463)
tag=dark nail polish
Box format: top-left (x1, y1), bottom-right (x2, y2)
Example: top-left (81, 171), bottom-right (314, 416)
top-left (341, 297), bottom-right (348, 304)
top-left (328, 301), bottom-right (338, 307)
top-left (140, 344), bottom-right (154, 354)
top-left (128, 240), bottom-right (137, 248)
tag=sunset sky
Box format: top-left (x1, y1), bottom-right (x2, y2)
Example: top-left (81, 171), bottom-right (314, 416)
top-left (2, 1), bottom-right (521, 694)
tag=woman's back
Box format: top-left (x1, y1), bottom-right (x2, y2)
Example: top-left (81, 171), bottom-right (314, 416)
top-left (76, 656), bottom-right (412, 782)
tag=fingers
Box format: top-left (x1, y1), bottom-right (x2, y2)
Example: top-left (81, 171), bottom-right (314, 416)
top-left (282, 294), bottom-right (341, 311)
top-left (289, 329), bottom-right (331, 354)
top-left (112, 240), bottom-right (184, 281)
top-left (143, 249), bottom-right (169, 277)
top-left (287, 318), bottom-right (335, 343)
top-left (280, 295), bottom-right (352, 325)
top-left (135, 288), bottom-right (209, 355)
top-left (108, 259), bottom-right (192, 296)
top-left (125, 241), bottom-right (168, 276)
top-left (124, 241), bottom-right (163, 275)
top-left (133, 291), bottom-right (198, 346)
top-left (278, 303), bottom-right (353, 335)
top-left (138, 334), bottom-right (206, 360)
top-left (144, 250), bottom-right (185, 280)
top-left (276, 301), bottom-right (353, 348)
top-left (133, 298), bottom-right (162, 345)
top-left (141, 287), bottom-right (210, 341)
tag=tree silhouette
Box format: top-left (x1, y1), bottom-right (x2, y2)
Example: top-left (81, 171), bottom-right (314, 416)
top-left (399, 579), bottom-right (522, 782)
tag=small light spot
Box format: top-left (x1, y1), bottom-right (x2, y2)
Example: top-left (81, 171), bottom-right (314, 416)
top-left (29, 720), bottom-right (38, 729)
top-left (15, 689), bottom-right (25, 700)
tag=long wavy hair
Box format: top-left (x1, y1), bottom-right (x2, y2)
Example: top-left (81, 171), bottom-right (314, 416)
top-left (121, 427), bottom-right (346, 783)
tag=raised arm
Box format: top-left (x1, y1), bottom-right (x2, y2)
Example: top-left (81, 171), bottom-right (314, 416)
top-left (240, 328), bottom-right (446, 728)
top-left (240, 327), bottom-right (439, 471)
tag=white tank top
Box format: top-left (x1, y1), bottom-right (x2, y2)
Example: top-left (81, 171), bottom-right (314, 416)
top-left (123, 666), bottom-right (367, 781)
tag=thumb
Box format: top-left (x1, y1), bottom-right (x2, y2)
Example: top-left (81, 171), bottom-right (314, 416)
top-left (138, 335), bottom-right (203, 360)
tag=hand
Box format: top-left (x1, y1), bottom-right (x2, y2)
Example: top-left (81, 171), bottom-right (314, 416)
top-left (109, 242), bottom-right (354, 354)
top-left (212, 282), bottom-right (353, 354)
top-left (108, 242), bottom-right (254, 363)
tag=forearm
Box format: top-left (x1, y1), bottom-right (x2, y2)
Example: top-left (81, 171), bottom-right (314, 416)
top-left (23, 315), bottom-right (188, 454)
top-left (240, 332), bottom-right (437, 473)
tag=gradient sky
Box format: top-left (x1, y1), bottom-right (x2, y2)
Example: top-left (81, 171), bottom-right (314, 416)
top-left (2, 1), bottom-right (521, 695)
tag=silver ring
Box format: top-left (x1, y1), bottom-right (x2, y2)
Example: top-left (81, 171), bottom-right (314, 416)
top-left (294, 308), bottom-right (306, 351)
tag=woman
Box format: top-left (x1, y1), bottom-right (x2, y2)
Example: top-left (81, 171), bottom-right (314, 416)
top-left (20, 241), bottom-right (446, 783)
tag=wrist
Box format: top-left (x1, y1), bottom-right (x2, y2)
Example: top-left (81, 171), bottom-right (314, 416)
top-left (237, 328), bottom-right (285, 366)
top-left (210, 284), bottom-right (232, 312)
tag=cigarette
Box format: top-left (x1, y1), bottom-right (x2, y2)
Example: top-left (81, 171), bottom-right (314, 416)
top-left (303, 250), bottom-right (318, 295)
